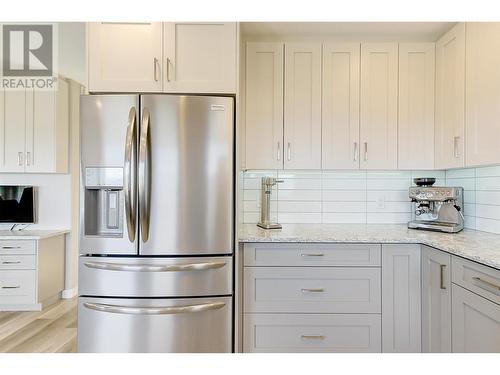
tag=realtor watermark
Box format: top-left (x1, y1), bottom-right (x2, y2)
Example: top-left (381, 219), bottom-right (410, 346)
top-left (1, 23), bottom-right (58, 90)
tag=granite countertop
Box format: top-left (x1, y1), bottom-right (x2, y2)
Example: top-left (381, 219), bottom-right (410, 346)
top-left (239, 224), bottom-right (500, 270)
top-left (0, 229), bottom-right (70, 240)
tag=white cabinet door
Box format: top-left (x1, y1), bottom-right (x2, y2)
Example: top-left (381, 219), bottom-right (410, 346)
top-left (466, 22), bottom-right (500, 167)
top-left (398, 43), bottom-right (435, 170)
top-left (0, 90), bottom-right (26, 172)
top-left (245, 42), bottom-right (284, 169)
top-left (360, 43), bottom-right (398, 170)
top-left (284, 43), bottom-right (321, 169)
top-left (87, 22), bottom-right (163, 92)
top-left (25, 80), bottom-right (69, 173)
top-left (322, 43), bottom-right (360, 169)
top-left (163, 23), bottom-right (237, 93)
top-left (382, 244), bottom-right (421, 352)
top-left (452, 284), bottom-right (500, 352)
top-left (421, 246), bottom-right (451, 353)
top-left (435, 23), bottom-right (465, 169)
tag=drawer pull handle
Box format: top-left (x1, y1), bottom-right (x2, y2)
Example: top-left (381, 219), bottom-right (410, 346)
top-left (301, 335), bottom-right (325, 340)
top-left (472, 277), bottom-right (500, 291)
top-left (83, 301), bottom-right (226, 315)
top-left (84, 261), bottom-right (226, 272)
top-left (301, 253), bottom-right (324, 257)
top-left (2, 261), bottom-right (21, 264)
top-left (301, 288), bottom-right (324, 293)
top-left (1, 246), bottom-right (21, 249)
top-left (2, 286), bottom-right (21, 289)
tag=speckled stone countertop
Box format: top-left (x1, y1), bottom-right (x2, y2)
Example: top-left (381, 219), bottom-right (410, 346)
top-left (0, 229), bottom-right (69, 240)
top-left (239, 224), bottom-right (500, 270)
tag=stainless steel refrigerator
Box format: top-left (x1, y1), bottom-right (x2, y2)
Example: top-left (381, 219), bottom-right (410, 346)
top-left (77, 95), bottom-right (234, 353)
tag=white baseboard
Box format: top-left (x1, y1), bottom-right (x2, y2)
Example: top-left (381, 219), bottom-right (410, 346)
top-left (62, 287), bottom-right (78, 299)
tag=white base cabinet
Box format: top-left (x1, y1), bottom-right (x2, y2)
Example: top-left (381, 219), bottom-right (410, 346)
top-left (0, 235), bottom-right (65, 311)
top-left (452, 284), bottom-right (500, 352)
top-left (421, 246), bottom-right (452, 353)
top-left (381, 244), bottom-right (421, 352)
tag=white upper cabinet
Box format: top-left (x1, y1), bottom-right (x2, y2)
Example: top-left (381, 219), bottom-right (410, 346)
top-left (284, 43), bottom-right (322, 169)
top-left (87, 22), bottom-right (163, 93)
top-left (0, 80), bottom-right (70, 174)
top-left (360, 43), bottom-right (398, 170)
top-left (25, 80), bottom-right (70, 173)
top-left (398, 43), bottom-right (435, 170)
top-left (0, 90), bottom-right (26, 172)
top-left (245, 43), bottom-right (284, 170)
top-left (163, 23), bottom-right (237, 93)
top-left (435, 23), bottom-right (465, 169)
top-left (322, 43), bottom-right (360, 169)
top-left (466, 22), bottom-right (500, 167)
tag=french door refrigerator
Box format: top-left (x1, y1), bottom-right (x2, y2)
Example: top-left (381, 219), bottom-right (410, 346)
top-left (78, 95), bottom-right (234, 353)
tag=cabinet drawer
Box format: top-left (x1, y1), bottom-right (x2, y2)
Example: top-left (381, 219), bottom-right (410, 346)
top-left (0, 270), bottom-right (36, 304)
top-left (452, 256), bottom-right (500, 305)
top-left (0, 255), bottom-right (36, 270)
top-left (244, 267), bottom-right (381, 313)
top-left (0, 240), bottom-right (36, 255)
top-left (243, 313), bottom-right (381, 353)
top-left (244, 243), bottom-right (381, 267)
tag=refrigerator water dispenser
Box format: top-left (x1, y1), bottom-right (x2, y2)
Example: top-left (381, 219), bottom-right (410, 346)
top-left (84, 167), bottom-right (124, 237)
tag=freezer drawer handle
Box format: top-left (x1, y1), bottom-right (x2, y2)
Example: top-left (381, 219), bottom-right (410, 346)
top-left (83, 301), bottom-right (226, 315)
top-left (83, 261), bottom-right (226, 272)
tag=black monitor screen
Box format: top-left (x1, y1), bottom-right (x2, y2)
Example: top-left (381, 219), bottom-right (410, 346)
top-left (0, 186), bottom-right (35, 223)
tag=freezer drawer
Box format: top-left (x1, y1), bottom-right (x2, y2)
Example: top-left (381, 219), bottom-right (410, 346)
top-left (77, 296), bottom-right (232, 352)
top-left (79, 256), bottom-right (232, 297)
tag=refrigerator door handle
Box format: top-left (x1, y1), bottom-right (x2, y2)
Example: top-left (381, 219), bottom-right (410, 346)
top-left (83, 260), bottom-right (227, 272)
top-left (83, 301), bottom-right (226, 315)
top-left (139, 107), bottom-right (151, 242)
top-left (124, 107), bottom-right (138, 242)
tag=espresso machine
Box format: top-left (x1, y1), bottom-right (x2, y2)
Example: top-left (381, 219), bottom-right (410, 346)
top-left (408, 178), bottom-right (464, 233)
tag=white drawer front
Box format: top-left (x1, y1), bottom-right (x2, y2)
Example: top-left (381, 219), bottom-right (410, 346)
top-left (0, 255), bottom-right (36, 270)
top-left (244, 267), bottom-right (381, 313)
top-left (244, 313), bottom-right (381, 352)
top-left (0, 240), bottom-right (36, 255)
top-left (452, 256), bottom-right (500, 305)
top-left (244, 243), bottom-right (381, 267)
top-left (0, 270), bottom-right (36, 304)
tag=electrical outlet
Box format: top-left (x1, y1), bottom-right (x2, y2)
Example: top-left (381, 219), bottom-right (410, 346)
top-left (377, 196), bottom-right (386, 209)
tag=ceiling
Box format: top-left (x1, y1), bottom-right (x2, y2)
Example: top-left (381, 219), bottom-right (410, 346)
top-left (241, 22), bottom-right (454, 41)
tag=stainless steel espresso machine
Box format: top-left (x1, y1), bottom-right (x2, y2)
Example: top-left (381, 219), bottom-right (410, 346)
top-left (408, 178), bottom-right (464, 233)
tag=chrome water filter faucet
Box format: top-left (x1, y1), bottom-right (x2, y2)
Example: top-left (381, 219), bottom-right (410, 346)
top-left (257, 177), bottom-right (283, 229)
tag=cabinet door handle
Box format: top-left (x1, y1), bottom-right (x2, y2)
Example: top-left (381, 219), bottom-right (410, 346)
top-left (277, 142), bottom-right (281, 161)
top-left (287, 142), bottom-right (291, 161)
top-left (353, 142), bottom-right (358, 161)
top-left (166, 58), bottom-right (171, 82)
top-left (472, 277), bottom-right (500, 291)
top-left (453, 136), bottom-right (460, 158)
top-left (26, 151), bottom-right (31, 166)
top-left (153, 58), bottom-right (159, 82)
top-left (1, 246), bottom-right (21, 249)
top-left (18, 152), bottom-right (23, 166)
top-left (2, 261), bottom-right (21, 264)
top-left (364, 142), bottom-right (368, 161)
top-left (301, 335), bottom-right (325, 340)
top-left (301, 288), bottom-right (324, 293)
top-left (301, 253), bottom-right (324, 257)
top-left (440, 264), bottom-right (446, 290)
top-left (1, 286), bottom-right (21, 289)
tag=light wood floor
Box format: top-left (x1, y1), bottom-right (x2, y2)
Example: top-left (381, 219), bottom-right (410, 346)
top-left (0, 298), bottom-right (77, 353)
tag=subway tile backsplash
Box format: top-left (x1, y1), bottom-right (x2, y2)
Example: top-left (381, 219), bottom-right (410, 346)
top-left (241, 169), bottom-right (446, 226)
top-left (241, 166), bottom-right (500, 235)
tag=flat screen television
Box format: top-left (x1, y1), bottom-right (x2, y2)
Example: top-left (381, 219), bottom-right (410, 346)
top-left (0, 186), bottom-right (37, 224)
